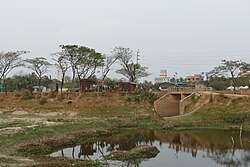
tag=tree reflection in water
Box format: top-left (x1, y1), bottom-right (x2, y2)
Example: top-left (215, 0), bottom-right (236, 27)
top-left (49, 129), bottom-right (250, 167)
top-left (209, 150), bottom-right (250, 167)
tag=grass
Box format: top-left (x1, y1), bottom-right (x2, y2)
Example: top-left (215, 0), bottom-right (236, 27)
top-left (1, 92), bottom-right (250, 166)
top-left (0, 121), bottom-right (32, 129)
top-left (164, 94), bottom-right (250, 130)
top-left (0, 157), bottom-right (18, 164)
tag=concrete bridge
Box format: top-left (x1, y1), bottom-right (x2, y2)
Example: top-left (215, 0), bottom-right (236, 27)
top-left (154, 87), bottom-right (212, 117)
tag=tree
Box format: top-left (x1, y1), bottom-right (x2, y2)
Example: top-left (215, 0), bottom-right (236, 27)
top-left (6, 72), bottom-right (38, 92)
top-left (209, 60), bottom-right (250, 91)
top-left (25, 57), bottom-right (51, 92)
top-left (112, 46), bottom-right (150, 82)
top-left (59, 45), bottom-right (81, 92)
top-left (75, 49), bottom-right (105, 81)
top-left (100, 55), bottom-right (119, 83)
top-left (0, 51), bottom-right (28, 95)
top-left (60, 45), bottom-right (105, 92)
top-left (52, 52), bottom-right (70, 92)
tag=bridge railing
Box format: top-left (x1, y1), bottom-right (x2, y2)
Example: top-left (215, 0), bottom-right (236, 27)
top-left (168, 87), bottom-right (212, 93)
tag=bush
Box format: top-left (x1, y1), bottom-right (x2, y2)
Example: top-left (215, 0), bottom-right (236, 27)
top-left (223, 112), bottom-right (247, 124)
top-left (57, 92), bottom-right (67, 101)
top-left (39, 97), bottom-right (47, 105)
top-left (22, 90), bottom-right (34, 100)
top-left (126, 96), bottom-right (132, 102)
top-left (134, 95), bottom-right (141, 102)
top-left (132, 90), bottom-right (157, 103)
top-left (48, 91), bottom-right (58, 98)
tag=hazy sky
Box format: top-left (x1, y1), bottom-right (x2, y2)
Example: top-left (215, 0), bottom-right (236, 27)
top-left (1, 0), bottom-right (250, 82)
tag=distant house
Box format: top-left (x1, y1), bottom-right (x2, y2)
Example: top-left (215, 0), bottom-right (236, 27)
top-left (0, 83), bottom-right (5, 92)
top-left (33, 86), bottom-right (46, 92)
top-left (50, 79), bottom-right (61, 92)
top-left (239, 71), bottom-right (250, 77)
top-left (159, 82), bottom-right (188, 91)
top-left (80, 79), bottom-right (94, 92)
top-left (186, 74), bottom-right (204, 83)
top-left (155, 70), bottom-right (170, 83)
top-left (116, 82), bottom-right (136, 91)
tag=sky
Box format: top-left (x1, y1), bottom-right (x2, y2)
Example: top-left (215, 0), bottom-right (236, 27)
top-left (1, 0), bottom-right (250, 82)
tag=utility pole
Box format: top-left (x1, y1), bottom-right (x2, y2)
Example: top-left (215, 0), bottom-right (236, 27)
top-left (136, 49), bottom-right (140, 64)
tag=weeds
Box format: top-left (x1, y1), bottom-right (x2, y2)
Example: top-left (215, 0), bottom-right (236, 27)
top-left (223, 112), bottom-right (248, 124)
top-left (39, 97), bottom-right (47, 105)
top-left (22, 89), bottom-right (34, 100)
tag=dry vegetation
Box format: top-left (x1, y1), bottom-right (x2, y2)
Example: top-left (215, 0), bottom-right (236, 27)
top-left (0, 91), bottom-right (158, 166)
top-left (1, 91), bottom-right (250, 166)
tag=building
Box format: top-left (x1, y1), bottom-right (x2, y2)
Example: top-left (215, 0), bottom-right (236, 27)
top-left (50, 79), bottom-right (62, 92)
top-left (155, 70), bottom-right (170, 83)
top-left (186, 74), bottom-right (204, 83)
top-left (0, 83), bottom-right (5, 92)
top-left (80, 79), bottom-right (94, 92)
top-left (116, 82), bottom-right (136, 91)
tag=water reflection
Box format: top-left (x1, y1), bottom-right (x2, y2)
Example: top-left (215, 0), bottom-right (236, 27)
top-left (50, 129), bottom-right (250, 167)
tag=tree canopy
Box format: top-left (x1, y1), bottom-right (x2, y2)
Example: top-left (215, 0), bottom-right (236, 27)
top-left (0, 51), bottom-right (28, 94)
top-left (112, 46), bottom-right (150, 82)
top-left (209, 59), bottom-right (250, 90)
top-left (25, 57), bottom-right (51, 92)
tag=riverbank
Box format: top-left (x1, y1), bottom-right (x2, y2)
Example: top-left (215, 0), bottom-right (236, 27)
top-left (0, 91), bottom-right (250, 166)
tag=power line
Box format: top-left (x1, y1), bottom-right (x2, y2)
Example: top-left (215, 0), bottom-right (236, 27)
top-left (141, 49), bottom-right (250, 55)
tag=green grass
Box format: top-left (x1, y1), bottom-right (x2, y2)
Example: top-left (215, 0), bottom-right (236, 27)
top-left (0, 121), bottom-right (32, 129)
top-left (136, 118), bottom-right (165, 129)
top-left (0, 157), bottom-right (18, 164)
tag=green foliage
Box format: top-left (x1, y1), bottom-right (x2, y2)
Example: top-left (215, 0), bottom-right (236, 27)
top-left (113, 46), bottom-right (150, 82)
top-left (132, 90), bottom-right (157, 103)
top-left (209, 59), bottom-right (250, 90)
top-left (209, 77), bottom-right (230, 90)
top-left (6, 73), bottom-right (38, 92)
top-left (104, 77), bottom-right (117, 89)
top-left (60, 45), bottom-right (105, 80)
top-left (22, 89), bottom-right (34, 100)
top-left (223, 112), bottom-right (247, 124)
top-left (25, 57), bottom-right (51, 78)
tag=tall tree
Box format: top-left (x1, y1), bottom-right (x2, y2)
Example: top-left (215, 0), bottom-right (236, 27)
top-left (60, 45), bottom-right (105, 92)
top-left (100, 55), bottom-right (119, 83)
top-left (52, 52), bottom-right (70, 92)
top-left (209, 59), bottom-right (250, 91)
top-left (25, 57), bottom-right (51, 92)
top-left (59, 45), bottom-right (80, 92)
top-left (112, 46), bottom-right (150, 82)
top-left (75, 49), bottom-right (105, 81)
top-left (0, 51), bottom-right (28, 95)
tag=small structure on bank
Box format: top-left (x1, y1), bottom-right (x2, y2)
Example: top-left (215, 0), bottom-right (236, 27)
top-left (0, 83), bottom-right (5, 92)
top-left (50, 79), bottom-right (62, 92)
top-left (80, 79), bottom-right (94, 92)
top-left (116, 82), bottom-right (136, 91)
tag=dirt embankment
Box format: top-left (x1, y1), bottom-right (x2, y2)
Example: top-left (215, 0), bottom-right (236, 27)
top-left (0, 92), bottom-right (158, 166)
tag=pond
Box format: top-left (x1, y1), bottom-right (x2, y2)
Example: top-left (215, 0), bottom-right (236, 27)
top-left (50, 129), bottom-right (250, 167)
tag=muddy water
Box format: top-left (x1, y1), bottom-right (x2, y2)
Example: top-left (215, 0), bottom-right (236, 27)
top-left (50, 129), bottom-right (250, 167)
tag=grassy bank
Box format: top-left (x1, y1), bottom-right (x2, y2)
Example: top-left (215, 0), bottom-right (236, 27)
top-left (0, 92), bottom-right (159, 166)
top-left (0, 91), bottom-right (250, 166)
top-left (164, 93), bottom-right (250, 130)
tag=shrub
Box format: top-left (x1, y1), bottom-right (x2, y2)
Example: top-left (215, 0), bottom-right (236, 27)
top-left (39, 97), bottom-right (47, 105)
top-left (48, 91), bottom-right (58, 98)
top-left (57, 92), bottom-right (67, 101)
top-left (132, 90), bottom-right (157, 103)
top-left (126, 96), bottom-right (132, 102)
top-left (223, 112), bottom-right (247, 124)
top-left (22, 90), bottom-right (34, 100)
top-left (134, 95), bottom-right (141, 102)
